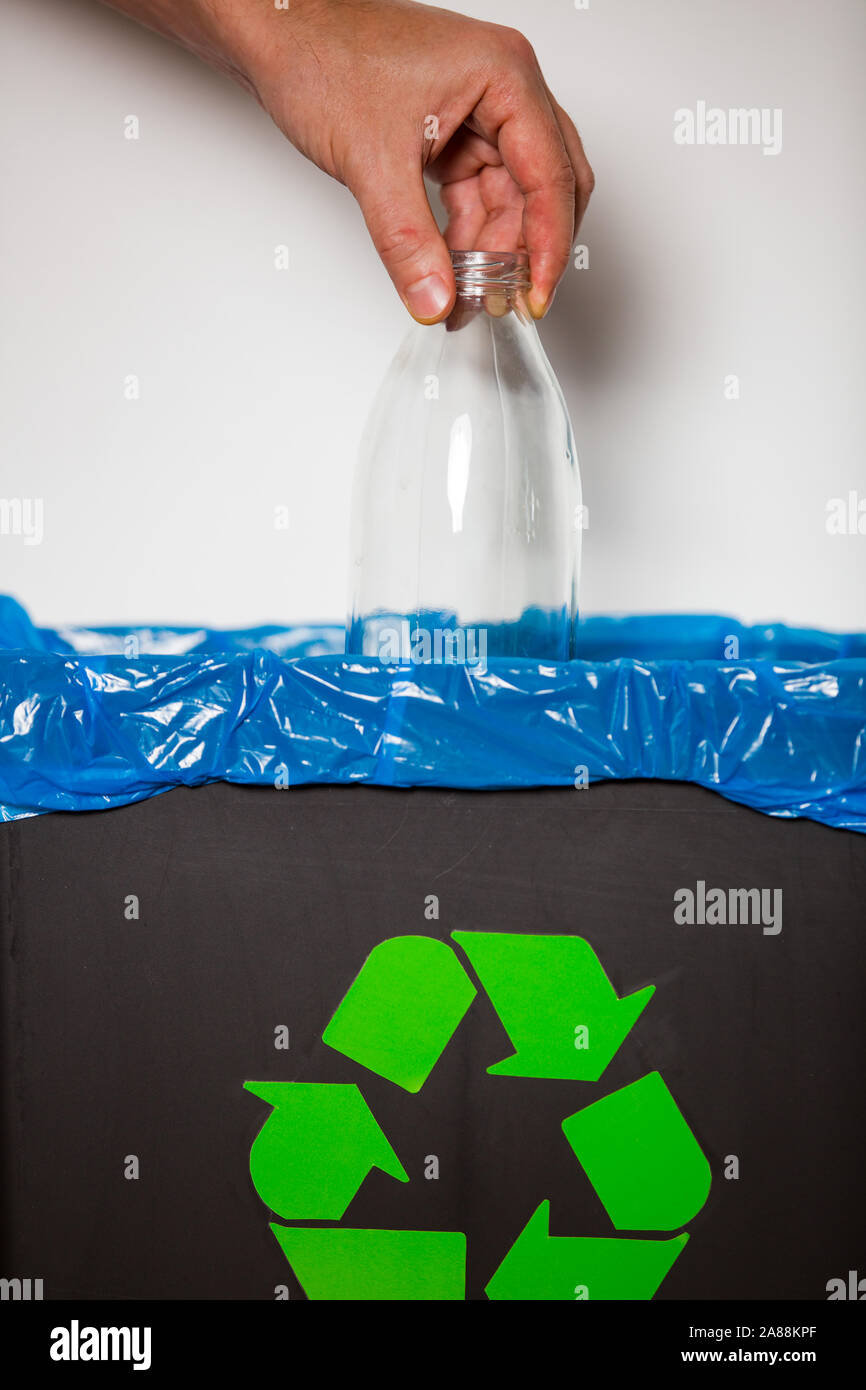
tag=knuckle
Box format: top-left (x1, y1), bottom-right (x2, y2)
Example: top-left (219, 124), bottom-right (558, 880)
top-left (492, 24), bottom-right (537, 67)
top-left (373, 219), bottom-right (429, 268)
top-left (550, 161), bottom-right (577, 193)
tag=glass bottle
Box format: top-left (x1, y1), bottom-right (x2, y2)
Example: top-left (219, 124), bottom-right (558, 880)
top-left (346, 250), bottom-right (581, 664)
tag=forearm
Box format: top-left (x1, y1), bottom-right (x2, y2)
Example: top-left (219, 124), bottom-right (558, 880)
top-left (97, 0), bottom-right (301, 96)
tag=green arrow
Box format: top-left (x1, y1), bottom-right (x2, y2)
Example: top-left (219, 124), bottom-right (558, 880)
top-left (562, 1072), bottom-right (712, 1231)
top-left (485, 1202), bottom-right (688, 1300)
top-left (270, 1224), bottom-right (466, 1300)
top-left (451, 931), bottom-right (653, 1080)
top-left (322, 935), bottom-right (476, 1092)
top-left (244, 1081), bottom-right (407, 1221)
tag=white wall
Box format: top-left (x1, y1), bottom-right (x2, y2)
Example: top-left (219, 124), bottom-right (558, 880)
top-left (1, 0), bottom-right (864, 631)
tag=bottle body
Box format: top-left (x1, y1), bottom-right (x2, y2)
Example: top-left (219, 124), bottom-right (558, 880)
top-left (347, 252), bottom-right (581, 663)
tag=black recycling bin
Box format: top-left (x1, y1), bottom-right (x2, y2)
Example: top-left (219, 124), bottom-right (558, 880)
top-left (2, 778), bottom-right (864, 1301)
top-left (2, 600), bottom-right (864, 1302)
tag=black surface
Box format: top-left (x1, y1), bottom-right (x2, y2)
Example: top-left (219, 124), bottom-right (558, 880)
top-left (1, 779), bottom-right (864, 1300)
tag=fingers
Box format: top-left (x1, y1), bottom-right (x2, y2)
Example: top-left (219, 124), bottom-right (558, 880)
top-left (426, 126), bottom-right (503, 186)
top-left (439, 176), bottom-right (489, 250)
top-left (544, 83), bottom-right (595, 238)
top-left (347, 28), bottom-right (594, 326)
top-left (471, 83), bottom-right (572, 316)
top-left (472, 165), bottom-right (525, 252)
top-left (498, 111), bottom-right (574, 316)
top-left (430, 126), bottom-right (498, 249)
top-left (469, 31), bottom-right (593, 316)
top-left (352, 155), bottom-right (456, 324)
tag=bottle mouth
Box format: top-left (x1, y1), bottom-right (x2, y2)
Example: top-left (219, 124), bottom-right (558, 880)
top-left (449, 250), bottom-right (531, 295)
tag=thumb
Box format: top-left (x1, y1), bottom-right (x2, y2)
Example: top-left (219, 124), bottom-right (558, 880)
top-left (353, 161), bottom-right (455, 324)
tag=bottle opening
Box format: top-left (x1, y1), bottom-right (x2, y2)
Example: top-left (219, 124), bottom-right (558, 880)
top-left (450, 250), bottom-right (531, 296)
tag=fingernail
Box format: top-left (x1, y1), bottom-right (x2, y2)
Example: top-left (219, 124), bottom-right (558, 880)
top-left (529, 289), bottom-right (549, 319)
top-left (405, 273), bottom-right (451, 323)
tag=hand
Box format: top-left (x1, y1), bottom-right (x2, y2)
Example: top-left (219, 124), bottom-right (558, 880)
top-left (103, 0), bottom-right (594, 322)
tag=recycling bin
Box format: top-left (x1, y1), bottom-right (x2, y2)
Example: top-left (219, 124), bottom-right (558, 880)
top-left (1, 601), bottom-right (864, 1301)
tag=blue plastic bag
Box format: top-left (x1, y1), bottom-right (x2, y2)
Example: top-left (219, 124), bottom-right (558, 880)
top-left (0, 594), bottom-right (863, 831)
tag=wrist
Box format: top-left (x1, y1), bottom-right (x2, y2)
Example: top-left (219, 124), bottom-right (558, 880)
top-left (200, 0), bottom-right (330, 100)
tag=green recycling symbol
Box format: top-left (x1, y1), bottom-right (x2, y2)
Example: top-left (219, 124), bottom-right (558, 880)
top-left (244, 932), bottom-right (711, 1300)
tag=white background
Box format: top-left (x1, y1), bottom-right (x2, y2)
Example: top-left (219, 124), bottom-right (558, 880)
top-left (1, 0), bottom-right (864, 631)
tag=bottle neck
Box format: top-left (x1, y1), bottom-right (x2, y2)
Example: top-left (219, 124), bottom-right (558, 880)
top-left (448, 250), bottom-right (532, 328)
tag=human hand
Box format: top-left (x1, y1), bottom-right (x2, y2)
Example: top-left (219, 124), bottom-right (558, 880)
top-left (103, 0), bottom-right (594, 322)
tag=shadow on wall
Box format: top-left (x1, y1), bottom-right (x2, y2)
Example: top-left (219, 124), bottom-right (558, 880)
top-left (542, 206), bottom-right (645, 389)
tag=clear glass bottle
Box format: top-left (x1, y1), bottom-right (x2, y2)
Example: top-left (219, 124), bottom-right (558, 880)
top-left (346, 250), bottom-right (581, 664)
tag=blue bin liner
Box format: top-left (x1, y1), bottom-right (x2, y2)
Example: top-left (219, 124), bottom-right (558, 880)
top-left (1, 594), bottom-right (864, 831)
